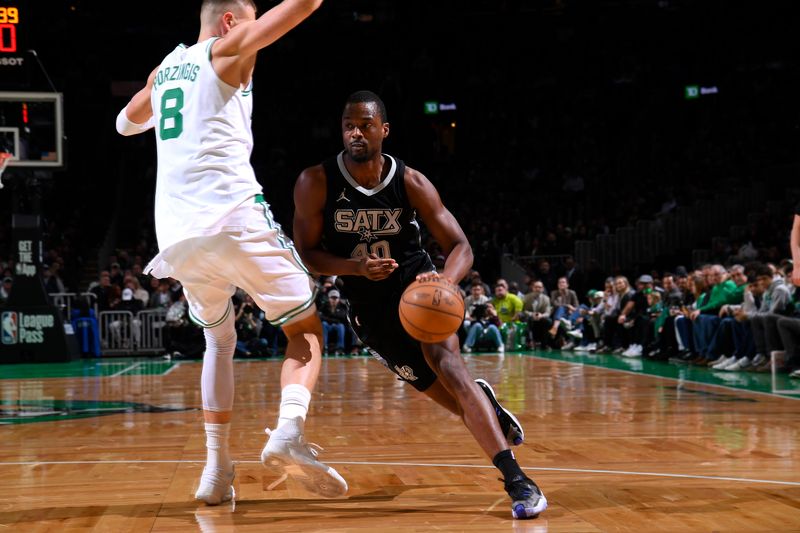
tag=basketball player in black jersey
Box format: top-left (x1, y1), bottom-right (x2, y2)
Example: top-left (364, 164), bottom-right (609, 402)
top-left (292, 90), bottom-right (547, 519)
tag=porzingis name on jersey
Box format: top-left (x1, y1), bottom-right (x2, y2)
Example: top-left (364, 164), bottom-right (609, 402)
top-left (154, 62), bottom-right (200, 89)
top-left (334, 208), bottom-right (403, 242)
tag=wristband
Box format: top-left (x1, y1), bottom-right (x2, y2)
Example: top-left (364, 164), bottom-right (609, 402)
top-left (116, 107), bottom-right (154, 136)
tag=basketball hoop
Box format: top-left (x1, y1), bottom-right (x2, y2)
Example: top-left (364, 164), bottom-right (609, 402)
top-left (0, 151), bottom-right (11, 190)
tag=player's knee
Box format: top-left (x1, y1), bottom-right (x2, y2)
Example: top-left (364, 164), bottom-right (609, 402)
top-left (442, 365), bottom-right (474, 394)
top-left (282, 312), bottom-right (323, 340)
top-left (417, 377), bottom-right (462, 416)
top-left (204, 319), bottom-right (237, 356)
top-left (282, 314), bottom-right (324, 363)
top-left (428, 349), bottom-right (471, 388)
top-left (284, 332), bottom-right (321, 364)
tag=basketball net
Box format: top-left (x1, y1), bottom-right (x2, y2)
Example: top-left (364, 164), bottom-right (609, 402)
top-left (0, 151), bottom-right (11, 190)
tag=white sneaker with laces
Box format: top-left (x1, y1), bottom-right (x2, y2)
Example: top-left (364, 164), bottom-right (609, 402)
top-left (586, 342), bottom-right (598, 352)
top-left (711, 355), bottom-right (735, 369)
top-left (622, 344), bottom-right (642, 357)
top-left (717, 355), bottom-right (742, 370)
top-left (750, 353), bottom-right (766, 367)
top-left (724, 356), bottom-right (752, 371)
top-left (497, 344), bottom-right (505, 354)
top-left (462, 344), bottom-right (472, 353)
top-left (567, 329), bottom-right (583, 339)
top-left (708, 355), bottom-right (727, 366)
top-left (621, 345), bottom-right (633, 356)
top-left (717, 355), bottom-right (741, 370)
top-left (261, 417), bottom-right (348, 498)
top-left (195, 466), bottom-right (235, 505)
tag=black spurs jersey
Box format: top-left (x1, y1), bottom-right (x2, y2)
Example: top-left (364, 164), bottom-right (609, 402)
top-left (321, 152), bottom-right (433, 306)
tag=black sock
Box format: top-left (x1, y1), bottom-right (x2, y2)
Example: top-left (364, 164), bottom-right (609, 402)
top-left (493, 449), bottom-right (526, 482)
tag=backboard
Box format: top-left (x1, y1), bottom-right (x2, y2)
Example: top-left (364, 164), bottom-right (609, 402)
top-left (0, 91), bottom-right (63, 168)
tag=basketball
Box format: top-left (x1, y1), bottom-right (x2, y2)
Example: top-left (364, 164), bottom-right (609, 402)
top-left (398, 279), bottom-right (465, 343)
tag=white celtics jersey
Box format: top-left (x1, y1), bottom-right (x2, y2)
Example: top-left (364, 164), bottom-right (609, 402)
top-left (150, 38), bottom-right (262, 252)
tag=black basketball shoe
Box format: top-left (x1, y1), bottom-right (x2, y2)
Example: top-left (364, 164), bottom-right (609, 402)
top-left (506, 474), bottom-right (547, 519)
top-left (475, 379), bottom-right (524, 446)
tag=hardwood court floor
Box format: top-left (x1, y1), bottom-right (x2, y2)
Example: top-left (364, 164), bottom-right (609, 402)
top-left (1, 353), bottom-right (799, 532)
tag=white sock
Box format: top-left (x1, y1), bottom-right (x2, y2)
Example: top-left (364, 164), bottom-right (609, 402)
top-left (204, 422), bottom-right (232, 472)
top-left (277, 384), bottom-right (311, 429)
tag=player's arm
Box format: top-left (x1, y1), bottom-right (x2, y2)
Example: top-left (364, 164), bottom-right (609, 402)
top-left (115, 67), bottom-right (157, 136)
top-left (293, 166), bottom-right (398, 280)
top-left (405, 167), bottom-right (473, 284)
top-left (213, 0), bottom-right (323, 60)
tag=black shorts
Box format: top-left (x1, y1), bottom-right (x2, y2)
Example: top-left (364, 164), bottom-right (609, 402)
top-left (349, 299), bottom-right (437, 392)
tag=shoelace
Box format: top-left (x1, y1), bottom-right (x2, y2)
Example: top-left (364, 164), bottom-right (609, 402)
top-left (517, 488), bottom-right (534, 498)
top-left (264, 427), bottom-right (325, 457)
top-left (500, 477), bottom-right (537, 499)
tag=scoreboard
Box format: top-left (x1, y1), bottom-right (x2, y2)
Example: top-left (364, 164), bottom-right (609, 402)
top-left (0, 1), bottom-right (63, 169)
top-left (0, 5), bottom-right (19, 51)
top-left (0, 1), bottom-right (24, 66)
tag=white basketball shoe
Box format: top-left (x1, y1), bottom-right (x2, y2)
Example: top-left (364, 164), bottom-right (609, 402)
top-left (261, 416), bottom-right (348, 498)
top-left (195, 465), bottom-right (235, 505)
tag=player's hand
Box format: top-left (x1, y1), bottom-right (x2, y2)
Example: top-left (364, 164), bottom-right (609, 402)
top-left (360, 253), bottom-right (398, 281)
top-left (792, 266), bottom-right (800, 287)
top-left (415, 271), bottom-right (454, 285)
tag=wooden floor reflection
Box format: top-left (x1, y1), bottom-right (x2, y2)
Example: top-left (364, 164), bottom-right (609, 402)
top-left (1, 354), bottom-right (799, 532)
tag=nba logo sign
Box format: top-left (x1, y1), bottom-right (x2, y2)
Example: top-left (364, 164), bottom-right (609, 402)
top-left (2, 311), bottom-right (18, 345)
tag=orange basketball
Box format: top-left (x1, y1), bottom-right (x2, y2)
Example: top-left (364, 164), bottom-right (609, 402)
top-left (398, 279), bottom-right (465, 343)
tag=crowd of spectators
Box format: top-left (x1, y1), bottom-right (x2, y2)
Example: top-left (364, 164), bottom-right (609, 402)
top-left (457, 259), bottom-right (800, 379)
top-left (3, 212), bottom-right (800, 381)
top-left (61, 248), bottom-right (370, 359)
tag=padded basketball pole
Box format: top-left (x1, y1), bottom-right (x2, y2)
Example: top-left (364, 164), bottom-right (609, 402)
top-left (0, 88), bottom-right (72, 361)
top-left (0, 213), bottom-right (79, 363)
top-left (6, 168), bottom-right (44, 215)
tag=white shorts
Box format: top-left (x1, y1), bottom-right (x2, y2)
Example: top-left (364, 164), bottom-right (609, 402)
top-left (145, 195), bottom-right (317, 328)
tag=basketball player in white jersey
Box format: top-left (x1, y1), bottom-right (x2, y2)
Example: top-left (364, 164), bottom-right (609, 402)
top-left (115, 0), bottom-right (347, 505)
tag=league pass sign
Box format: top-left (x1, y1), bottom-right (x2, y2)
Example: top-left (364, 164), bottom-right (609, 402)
top-left (2, 310), bottom-right (54, 344)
